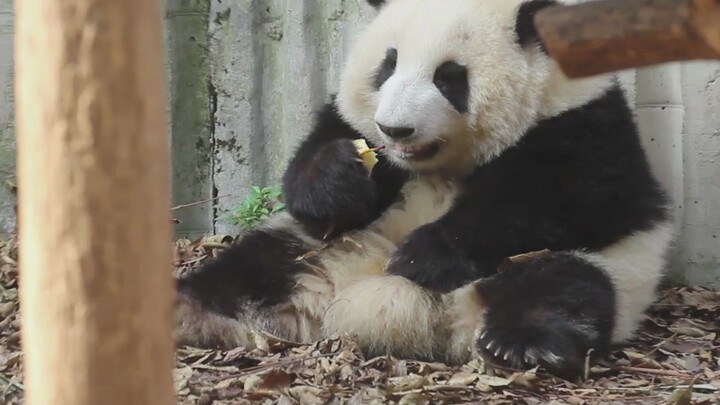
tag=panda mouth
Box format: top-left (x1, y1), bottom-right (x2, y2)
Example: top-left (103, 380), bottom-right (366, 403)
top-left (391, 141), bottom-right (441, 161)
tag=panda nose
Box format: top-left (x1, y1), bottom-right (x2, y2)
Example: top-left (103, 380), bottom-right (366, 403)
top-left (377, 123), bottom-right (415, 139)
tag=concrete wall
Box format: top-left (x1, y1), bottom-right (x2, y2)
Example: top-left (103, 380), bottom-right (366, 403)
top-left (165, 0), bottom-right (216, 239)
top-left (163, 0), bottom-right (374, 237)
top-left (0, 0), bottom-right (14, 236)
top-left (615, 64), bottom-right (720, 287)
top-left (203, 0), bottom-right (374, 236)
top-left (0, 1), bottom-right (718, 287)
top-left (674, 63), bottom-right (720, 288)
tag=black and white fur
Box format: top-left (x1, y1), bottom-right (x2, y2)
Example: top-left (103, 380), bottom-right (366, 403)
top-left (175, 0), bottom-right (673, 379)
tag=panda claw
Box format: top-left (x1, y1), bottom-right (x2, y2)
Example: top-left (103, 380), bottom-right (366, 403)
top-left (475, 324), bottom-right (587, 379)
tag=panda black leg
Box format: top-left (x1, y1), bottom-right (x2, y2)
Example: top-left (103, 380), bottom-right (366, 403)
top-left (474, 252), bottom-right (616, 380)
top-left (177, 226), bottom-right (314, 314)
top-left (175, 220), bottom-right (324, 348)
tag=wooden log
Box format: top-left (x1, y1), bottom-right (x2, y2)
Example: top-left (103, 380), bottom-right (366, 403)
top-left (535, 0), bottom-right (720, 78)
top-left (14, 0), bottom-right (176, 404)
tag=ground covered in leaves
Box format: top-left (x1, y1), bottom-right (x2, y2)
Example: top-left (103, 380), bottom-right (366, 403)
top-left (1, 237), bottom-right (719, 404)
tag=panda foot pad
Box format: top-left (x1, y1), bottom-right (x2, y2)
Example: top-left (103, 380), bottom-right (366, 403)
top-left (475, 325), bottom-right (585, 379)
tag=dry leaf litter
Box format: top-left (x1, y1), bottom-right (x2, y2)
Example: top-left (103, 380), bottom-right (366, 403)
top-left (1, 236), bottom-right (719, 404)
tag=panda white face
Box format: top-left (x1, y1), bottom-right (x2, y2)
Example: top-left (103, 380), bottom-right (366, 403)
top-left (336, 0), bottom-right (612, 174)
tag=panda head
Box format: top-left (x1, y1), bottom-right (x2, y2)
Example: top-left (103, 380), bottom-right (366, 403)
top-left (336, 0), bottom-right (613, 174)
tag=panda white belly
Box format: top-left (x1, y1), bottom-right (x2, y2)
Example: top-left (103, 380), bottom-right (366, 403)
top-left (277, 175), bottom-right (476, 358)
top-left (300, 174), bottom-right (482, 363)
top-left (313, 174), bottom-right (462, 288)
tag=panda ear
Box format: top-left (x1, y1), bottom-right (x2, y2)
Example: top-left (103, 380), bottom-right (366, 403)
top-left (367, 0), bottom-right (387, 8)
top-left (515, 0), bottom-right (558, 52)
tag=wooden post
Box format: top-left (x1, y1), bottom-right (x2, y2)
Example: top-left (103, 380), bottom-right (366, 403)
top-left (535, 0), bottom-right (720, 78)
top-left (14, 0), bottom-right (176, 404)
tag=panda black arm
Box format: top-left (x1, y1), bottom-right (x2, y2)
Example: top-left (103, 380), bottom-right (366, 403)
top-left (385, 194), bottom-right (575, 292)
top-left (282, 98), bottom-right (408, 239)
top-left (386, 86), bottom-right (669, 292)
top-left (388, 164), bottom-right (665, 292)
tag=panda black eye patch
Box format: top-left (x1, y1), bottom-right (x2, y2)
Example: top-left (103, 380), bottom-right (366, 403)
top-left (433, 61), bottom-right (469, 113)
top-left (373, 48), bottom-right (398, 90)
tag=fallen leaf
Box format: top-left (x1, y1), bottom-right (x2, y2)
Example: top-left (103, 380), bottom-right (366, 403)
top-left (243, 374), bottom-right (263, 391)
top-left (214, 376), bottom-right (242, 390)
top-left (173, 366), bottom-right (194, 392)
top-left (666, 376), bottom-right (698, 405)
top-left (476, 374), bottom-right (512, 387)
top-left (623, 350), bottom-right (647, 361)
top-left (476, 374), bottom-right (512, 393)
top-left (669, 326), bottom-right (708, 338)
top-left (398, 392), bottom-right (429, 405)
top-left (683, 355), bottom-right (701, 372)
top-left (0, 302), bottom-right (14, 318)
top-left (2, 235), bottom-right (719, 405)
top-left (509, 367), bottom-right (540, 387)
top-left (258, 369), bottom-right (293, 391)
top-left (388, 374), bottom-right (428, 391)
top-left (447, 372), bottom-right (478, 386)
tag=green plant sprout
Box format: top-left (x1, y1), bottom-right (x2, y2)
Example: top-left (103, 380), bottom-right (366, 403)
top-left (227, 185), bottom-right (285, 229)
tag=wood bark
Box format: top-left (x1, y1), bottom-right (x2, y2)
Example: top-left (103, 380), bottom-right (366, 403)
top-left (14, 0), bottom-right (176, 404)
top-left (535, 0), bottom-right (720, 78)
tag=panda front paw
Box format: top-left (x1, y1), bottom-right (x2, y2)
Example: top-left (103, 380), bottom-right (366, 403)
top-left (386, 224), bottom-right (476, 292)
top-left (475, 323), bottom-right (586, 380)
top-left (283, 139), bottom-right (379, 237)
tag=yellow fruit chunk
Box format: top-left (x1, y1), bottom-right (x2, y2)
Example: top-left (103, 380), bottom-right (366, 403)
top-left (352, 139), bottom-right (379, 171)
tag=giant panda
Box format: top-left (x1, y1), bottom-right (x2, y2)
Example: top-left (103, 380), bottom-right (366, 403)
top-left (175, 0), bottom-right (674, 379)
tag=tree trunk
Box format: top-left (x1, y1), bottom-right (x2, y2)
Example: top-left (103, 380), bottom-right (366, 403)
top-left (535, 0), bottom-right (720, 78)
top-left (14, 0), bottom-right (176, 404)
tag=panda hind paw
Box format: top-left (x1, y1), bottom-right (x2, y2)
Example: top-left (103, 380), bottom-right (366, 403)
top-left (475, 324), bottom-right (586, 381)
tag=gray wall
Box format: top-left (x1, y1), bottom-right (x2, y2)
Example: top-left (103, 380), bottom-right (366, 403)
top-left (673, 63), bottom-right (720, 288)
top-left (0, 0), bottom-right (14, 235)
top-left (164, 0), bottom-right (375, 237)
top-left (0, 0), bottom-right (719, 287)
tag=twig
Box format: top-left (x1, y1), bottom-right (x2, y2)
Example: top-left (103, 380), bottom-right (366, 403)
top-left (175, 255), bottom-right (208, 267)
top-left (583, 348), bottom-right (594, 381)
top-left (0, 374), bottom-right (24, 392)
top-left (206, 352), bottom-right (340, 383)
top-left (645, 332), bottom-right (678, 358)
top-left (612, 366), bottom-right (692, 377)
top-left (238, 352), bottom-right (338, 376)
top-left (498, 249), bottom-right (552, 272)
top-left (640, 331), bottom-right (669, 340)
top-left (236, 353), bottom-right (336, 377)
top-left (557, 394), bottom-right (663, 401)
top-left (171, 194), bottom-right (231, 211)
